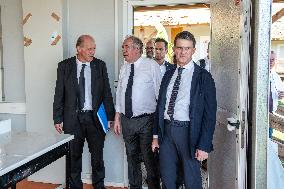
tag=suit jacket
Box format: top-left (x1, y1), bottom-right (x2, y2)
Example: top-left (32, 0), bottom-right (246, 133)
top-left (53, 56), bottom-right (115, 134)
top-left (165, 61), bottom-right (174, 71)
top-left (153, 63), bottom-right (217, 158)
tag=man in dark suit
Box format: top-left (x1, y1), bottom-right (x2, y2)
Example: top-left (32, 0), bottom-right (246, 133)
top-left (53, 35), bottom-right (115, 189)
top-left (152, 31), bottom-right (217, 189)
top-left (154, 37), bottom-right (185, 188)
top-left (154, 37), bottom-right (173, 77)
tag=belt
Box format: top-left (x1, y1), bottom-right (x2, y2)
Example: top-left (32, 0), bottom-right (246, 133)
top-left (78, 110), bottom-right (93, 113)
top-left (165, 119), bottom-right (190, 127)
top-left (123, 113), bottom-right (153, 119)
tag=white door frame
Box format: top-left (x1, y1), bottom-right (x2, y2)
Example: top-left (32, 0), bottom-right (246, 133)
top-left (119, 1), bottom-right (248, 188)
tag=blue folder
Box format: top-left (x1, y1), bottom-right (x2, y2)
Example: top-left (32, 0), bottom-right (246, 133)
top-left (97, 104), bottom-right (109, 133)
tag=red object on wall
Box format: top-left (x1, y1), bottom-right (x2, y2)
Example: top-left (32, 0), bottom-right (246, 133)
top-left (235, 0), bottom-right (241, 6)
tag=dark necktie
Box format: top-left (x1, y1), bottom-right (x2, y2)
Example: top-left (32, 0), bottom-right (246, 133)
top-left (167, 67), bottom-right (184, 120)
top-left (125, 64), bottom-right (134, 118)
top-left (269, 81), bottom-right (273, 113)
top-left (79, 64), bottom-right (86, 110)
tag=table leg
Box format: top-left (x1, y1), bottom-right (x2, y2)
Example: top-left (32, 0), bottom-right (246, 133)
top-left (66, 142), bottom-right (71, 189)
top-left (11, 183), bottom-right (16, 189)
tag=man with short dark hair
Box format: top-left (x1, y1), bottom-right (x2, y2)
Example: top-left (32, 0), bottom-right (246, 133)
top-left (152, 31), bottom-right (217, 189)
top-left (114, 35), bottom-right (161, 189)
top-left (154, 38), bottom-right (173, 77)
top-left (53, 35), bottom-right (115, 189)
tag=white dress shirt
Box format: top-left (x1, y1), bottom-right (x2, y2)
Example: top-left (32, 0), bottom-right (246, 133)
top-left (164, 60), bottom-right (195, 121)
top-left (159, 60), bottom-right (167, 77)
top-left (116, 57), bottom-right (162, 116)
top-left (271, 69), bottom-right (284, 113)
top-left (76, 58), bottom-right (92, 110)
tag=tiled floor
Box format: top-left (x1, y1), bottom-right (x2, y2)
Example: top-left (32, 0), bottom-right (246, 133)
top-left (16, 179), bottom-right (126, 189)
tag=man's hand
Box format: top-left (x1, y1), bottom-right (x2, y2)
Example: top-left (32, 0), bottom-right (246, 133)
top-left (278, 91), bottom-right (284, 99)
top-left (195, 149), bottom-right (208, 162)
top-left (54, 123), bottom-right (63, 134)
top-left (114, 112), bottom-right (121, 135)
top-left (151, 138), bottom-right (159, 152)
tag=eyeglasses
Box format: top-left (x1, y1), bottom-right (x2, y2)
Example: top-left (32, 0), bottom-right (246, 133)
top-left (175, 46), bottom-right (194, 52)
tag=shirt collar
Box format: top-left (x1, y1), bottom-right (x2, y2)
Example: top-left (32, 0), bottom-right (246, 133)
top-left (127, 56), bottom-right (143, 67)
top-left (177, 59), bottom-right (194, 70)
top-left (160, 60), bottom-right (166, 66)
top-left (76, 56), bottom-right (90, 67)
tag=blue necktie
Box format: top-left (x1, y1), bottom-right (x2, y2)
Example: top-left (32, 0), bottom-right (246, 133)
top-left (167, 67), bottom-right (184, 120)
top-left (79, 64), bottom-right (86, 110)
top-left (125, 64), bottom-right (134, 118)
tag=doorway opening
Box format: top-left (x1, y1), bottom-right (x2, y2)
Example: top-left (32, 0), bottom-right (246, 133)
top-left (132, 3), bottom-right (211, 188)
top-left (133, 4), bottom-right (210, 63)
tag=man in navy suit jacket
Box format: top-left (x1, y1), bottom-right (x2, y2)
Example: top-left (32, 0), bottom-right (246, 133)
top-left (154, 37), bottom-right (173, 77)
top-left (152, 31), bottom-right (217, 189)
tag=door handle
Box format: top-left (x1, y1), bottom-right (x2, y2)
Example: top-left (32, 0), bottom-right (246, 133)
top-left (227, 117), bottom-right (240, 131)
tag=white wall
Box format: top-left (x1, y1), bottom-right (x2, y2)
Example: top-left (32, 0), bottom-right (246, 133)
top-left (22, 0), bottom-right (65, 184)
top-left (0, 0), bottom-right (26, 132)
top-left (0, 0), bottom-right (25, 102)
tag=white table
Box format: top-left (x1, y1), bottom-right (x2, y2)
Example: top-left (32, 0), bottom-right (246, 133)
top-left (0, 132), bottom-right (74, 189)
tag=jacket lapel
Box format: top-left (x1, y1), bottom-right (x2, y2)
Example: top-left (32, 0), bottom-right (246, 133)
top-left (90, 58), bottom-right (97, 100)
top-left (161, 65), bottom-right (176, 112)
top-left (70, 57), bottom-right (79, 94)
top-left (189, 63), bottom-right (201, 115)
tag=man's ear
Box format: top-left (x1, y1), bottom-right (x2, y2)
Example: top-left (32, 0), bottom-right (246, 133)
top-left (76, 46), bottom-right (81, 53)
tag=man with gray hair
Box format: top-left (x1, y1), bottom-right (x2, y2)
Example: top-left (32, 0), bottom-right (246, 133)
top-left (114, 35), bottom-right (161, 189)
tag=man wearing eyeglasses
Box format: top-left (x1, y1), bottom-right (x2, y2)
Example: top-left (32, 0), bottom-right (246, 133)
top-left (114, 35), bottom-right (161, 189)
top-left (145, 38), bottom-right (155, 59)
top-left (152, 31), bottom-right (217, 189)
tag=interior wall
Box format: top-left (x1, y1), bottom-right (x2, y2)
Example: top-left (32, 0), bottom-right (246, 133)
top-left (0, 0), bottom-right (26, 131)
top-left (22, 0), bottom-right (65, 184)
top-left (0, 0), bottom-right (25, 102)
top-left (65, 0), bottom-right (125, 185)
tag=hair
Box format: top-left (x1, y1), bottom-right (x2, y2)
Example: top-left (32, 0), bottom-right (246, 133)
top-left (147, 38), bottom-right (156, 44)
top-left (155, 38), bottom-right (168, 50)
top-left (125, 35), bottom-right (144, 54)
top-left (76, 35), bottom-right (94, 47)
top-left (174, 31), bottom-right (196, 47)
top-left (271, 50), bottom-right (276, 55)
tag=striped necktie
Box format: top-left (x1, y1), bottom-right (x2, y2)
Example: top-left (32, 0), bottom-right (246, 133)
top-left (125, 64), bottom-right (134, 118)
top-left (167, 67), bottom-right (184, 120)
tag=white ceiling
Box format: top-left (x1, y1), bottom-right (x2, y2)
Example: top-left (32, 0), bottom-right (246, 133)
top-left (134, 8), bottom-right (210, 26)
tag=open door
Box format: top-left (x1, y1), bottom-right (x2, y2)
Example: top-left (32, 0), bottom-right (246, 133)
top-left (209, 0), bottom-right (249, 189)
top-left (122, 0), bottom-right (249, 188)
